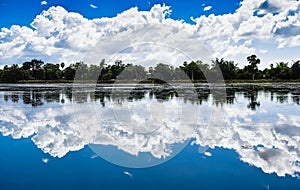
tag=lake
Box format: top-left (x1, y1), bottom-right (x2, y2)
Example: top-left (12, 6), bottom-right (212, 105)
top-left (1, 83), bottom-right (300, 189)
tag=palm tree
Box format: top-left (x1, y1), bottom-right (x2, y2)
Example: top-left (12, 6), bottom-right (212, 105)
top-left (60, 62), bottom-right (65, 69)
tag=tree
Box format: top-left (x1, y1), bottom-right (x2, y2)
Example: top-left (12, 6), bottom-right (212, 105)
top-left (63, 66), bottom-right (76, 80)
top-left (118, 64), bottom-right (146, 80)
top-left (148, 67), bottom-right (154, 77)
top-left (99, 64), bottom-right (111, 81)
top-left (181, 61), bottom-right (205, 81)
top-left (291, 60), bottom-right (300, 79)
top-left (89, 64), bottom-right (101, 81)
top-left (153, 63), bottom-right (174, 81)
top-left (110, 60), bottom-right (125, 79)
top-left (102, 69), bottom-right (112, 80)
top-left (22, 59), bottom-right (44, 79)
top-left (247, 55), bottom-right (260, 80)
top-left (0, 69), bottom-right (2, 80)
top-left (44, 63), bottom-right (61, 80)
top-left (99, 59), bottom-right (106, 69)
top-left (0, 64), bottom-right (23, 83)
top-left (22, 61), bottom-right (32, 70)
top-left (3, 56), bottom-right (300, 83)
top-left (274, 62), bottom-right (291, 80)
top-left (236, 65), bottom-right (252, 80)
top-left (60, 62), bottom-right (65, 70)
top-left (265, 63), bottom-right (275, 79)
top-left (211, 58), bottom-right (238, 80)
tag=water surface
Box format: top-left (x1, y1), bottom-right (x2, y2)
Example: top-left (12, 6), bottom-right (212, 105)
top-left (1, 83), bottom-right (300, 189)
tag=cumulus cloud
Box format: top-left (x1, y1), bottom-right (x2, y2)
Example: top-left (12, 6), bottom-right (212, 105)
top-left (90, 4), bottom-right (97, 9)
top-left (0, 5), bottom-right (180, 66)
top-left (0, 1), bottom-right (300, 67)
top-left (41, 1), bottom-right (47, 5)
top-left (1, 85), bottom-right (300, 176)
top-left (203, 6), bottom-right (212, 11)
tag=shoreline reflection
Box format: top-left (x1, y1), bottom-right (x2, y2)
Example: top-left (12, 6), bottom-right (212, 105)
top-left (1, 83), bottom-right (300, 108)
top-left (0, 83), bottom-right (300, 176)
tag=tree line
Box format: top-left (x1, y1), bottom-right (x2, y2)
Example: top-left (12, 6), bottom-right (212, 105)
top-left (0, 55), bottom-right (300, 83)
top-left (3, 83), bottom-right (300, 109)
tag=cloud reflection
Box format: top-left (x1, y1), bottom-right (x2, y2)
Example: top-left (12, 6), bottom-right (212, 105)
top-left (1, 84), bottom-right (300, 176)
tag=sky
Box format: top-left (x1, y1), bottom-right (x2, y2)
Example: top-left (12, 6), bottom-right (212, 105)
top-left (0, 0), bottom-right (300, 68)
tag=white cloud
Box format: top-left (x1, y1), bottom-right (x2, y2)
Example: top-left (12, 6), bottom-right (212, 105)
top-left (42, 158), bottom-right (49, 163)
top-left (123, 171), bottom-right (133, 178)
top-left (204, 151), bottom-right (212, 157)
top-left (1, 0), bottom-right (300, 67)
top-left (259, 49), bottom-right (268, 53)
top-left (90, 4), bottom-right (97, 9)
top-left (203, 6), bottom-right (212, 11)
top-left (41, 1), bottom-right (47, 5)
top-left (1, 85), bottom-right (300, 176)
top-left (90, 154), bottom-right (98, 159)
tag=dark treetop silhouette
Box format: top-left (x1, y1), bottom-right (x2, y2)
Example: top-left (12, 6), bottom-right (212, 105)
top-left (1, 55), bottom-right (300, 83)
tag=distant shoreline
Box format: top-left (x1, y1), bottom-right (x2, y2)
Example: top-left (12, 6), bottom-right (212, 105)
top-left (1, 79), bottom-right (300, 84)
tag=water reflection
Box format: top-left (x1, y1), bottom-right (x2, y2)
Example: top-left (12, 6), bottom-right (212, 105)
top-left (1, 83), bottom-right (300, 176)
top-left (2, 83), bottom-right (300, 107)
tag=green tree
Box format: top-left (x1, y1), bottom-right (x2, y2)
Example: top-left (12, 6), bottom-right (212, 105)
top-left (211, 58), bottom-right (238, 80)
top-left (89, 64), bottom-right (101, 81)
top-left (31, 59), bottom-right (44, 79)
top-left (110, 60), bottom-right (125, 79)
top-left (236, 65), bottom-right (252, 80)
top-left (63, 66), bottom-right (76, 80)
top-left (181, 61), bottom-right (206, 81)
top-left (266, 63), bottom-right (276, 79)
top-left (118, 64), bottom-right (146, 80)
top-left (291, 60), bottom-right (300, 79)
top-left (99, 64), bottom-right (111, 81)
top-left (44, 63), bottom-right (61, 80)
top-left (22, 59), bottom-right (44, 80)
top-left (153, 63), bottom-right (174, 81)
top-left (0, 64), bottom-right (23, 83)
top-left (74, 62), bottom-right (89, 81)
top-left (275, 62), bottom-right (291, 80)
top-left (102, 69), bottom-right (112, 80)
top-left (247, 55), bottom-right (260, 80)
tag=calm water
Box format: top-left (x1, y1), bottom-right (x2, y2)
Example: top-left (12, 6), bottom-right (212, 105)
top-left (1, 83), bottom-right (300, 189)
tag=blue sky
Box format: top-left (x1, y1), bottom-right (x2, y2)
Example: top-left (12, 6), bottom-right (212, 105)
top-left (1, 0), bottom-right (300, 68)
